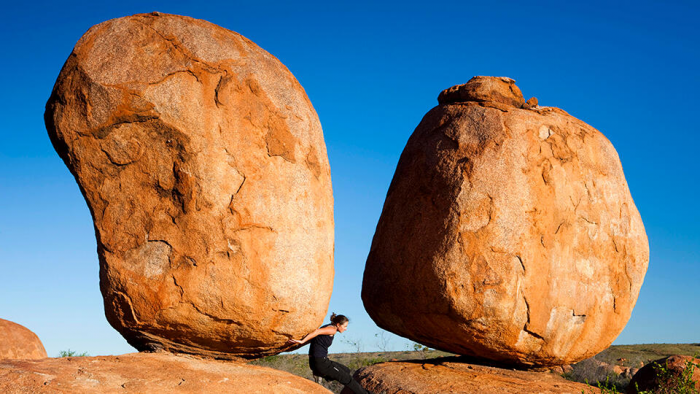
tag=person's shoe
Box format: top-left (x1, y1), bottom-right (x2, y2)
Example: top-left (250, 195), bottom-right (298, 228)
top-left (312, 374), bottom-right (323, 384)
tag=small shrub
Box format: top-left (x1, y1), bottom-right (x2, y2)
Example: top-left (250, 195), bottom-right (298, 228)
top-left (341, 336), bottom-right (364, 354)
top-left (375, 331), bottom-right (391, 353)
top-left (412, 342), bottom-right (430, 359)
top-left (635, 359), bottom-right (700, 394)
top-left (58, 349), bottom-right (89, 357)
top-left (582, 358), bottom-right (700, 394)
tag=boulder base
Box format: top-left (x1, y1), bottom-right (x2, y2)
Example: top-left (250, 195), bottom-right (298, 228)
top-left (0, 352), bottom-right (330, 393)
top-left (343, 358), bottom-right (599, 394)
top-left (45, 12), bottom-right (334, 359)
top-left (363, 76), bottom-right (649, 366)
top-left (0, 318), bottom-right (47, 360)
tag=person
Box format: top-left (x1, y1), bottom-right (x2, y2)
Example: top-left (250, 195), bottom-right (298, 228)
top-left (287, 313), bottom-right (369, 394)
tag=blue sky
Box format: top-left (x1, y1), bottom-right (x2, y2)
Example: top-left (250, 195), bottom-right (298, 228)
top-left (1, 0), bottom-right (698, 357)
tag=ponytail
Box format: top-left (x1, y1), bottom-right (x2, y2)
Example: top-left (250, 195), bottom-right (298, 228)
top-left (330, 312), bottom-right (349, 325)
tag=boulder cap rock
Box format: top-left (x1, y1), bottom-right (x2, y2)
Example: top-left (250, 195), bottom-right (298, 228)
top-left (45, 12), bottom-right (334, 359)
top-left (438, 76), bottom-right (527, 108)
top-left (0, 352), bottom-right (332, 393)
top-left (342, 358), bottom-right (600, 394)
top-left (363, 77), bottom-right (649, 366)
top-left (0, 318), bottom-right (48, 360)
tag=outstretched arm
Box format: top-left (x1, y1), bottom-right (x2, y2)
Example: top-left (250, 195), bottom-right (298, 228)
top-left (288, 326), bottom-right (336, 345)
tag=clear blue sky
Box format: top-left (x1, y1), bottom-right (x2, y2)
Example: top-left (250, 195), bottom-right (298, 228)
top-left (1, 0), bottom-right (698, 357)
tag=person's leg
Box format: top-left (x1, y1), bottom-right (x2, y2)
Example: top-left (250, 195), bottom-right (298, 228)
top-left (312, 358), bottom-right (369, 394)
top-left (329, 361), bottom-right (369, 394)
top-left (308, 357), bottom-right (324, 384)
top-left (333, 360), bottom-right (351, 374)
top-left (313, 358), bottom-right (347, 383)
top-left (343, 378), bottom-right (369, 394)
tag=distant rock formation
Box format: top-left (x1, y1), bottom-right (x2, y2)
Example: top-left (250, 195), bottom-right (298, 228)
top-left (362, 76), bottom-right (649, 367)
top-left (627, 355), bottom-right (700, 393)
top-left (0, 318), bottom-right (47, 360)
top-left (342, 358), bottom-right (600, 394)
top-left (0, 352), bottom-right (331, 393)
top-left (45, 12), bottom-right (334, 359)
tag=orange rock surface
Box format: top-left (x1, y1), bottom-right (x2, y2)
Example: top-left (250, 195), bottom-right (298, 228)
top-left (0, 318), bottom-right (47, 360)
top-left (45, 12), bottom-right (334, 359)
top-left (0, 352), bottom-right (331, 393)
top-left (363, 76), bottom-right (649, 366)
top-left (344, 358), bottom-right (599, 394)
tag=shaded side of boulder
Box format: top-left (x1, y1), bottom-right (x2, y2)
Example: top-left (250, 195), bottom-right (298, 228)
top-left (0, 318), bottom-right (47, 360)
top-left (341, 358), bottom-right (600, 394)
top-left (362, 76), bottom-right (649, 366)
top-left (45, 12), bottom-right (334, 359)
top-left (0, 352), bottom-right (331, 393)
top-left (626, 355), bottom-right (700, 393)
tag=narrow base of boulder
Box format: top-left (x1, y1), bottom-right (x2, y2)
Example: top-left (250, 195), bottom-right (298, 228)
top-left (347, 357), bottom-right (599, 394)
top-left (0, 352), bottom-right (330, 393)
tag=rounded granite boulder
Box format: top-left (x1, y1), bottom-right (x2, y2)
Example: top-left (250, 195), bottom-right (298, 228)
top-left (0, 318), bottom-right (47, 360)
top-left (362, 76), bottom-right (649, 367)
top-left (45, 12), bottom-right (334, 359)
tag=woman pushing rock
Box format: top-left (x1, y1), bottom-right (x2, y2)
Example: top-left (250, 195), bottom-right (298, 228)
top-left (288, 313), bottom-right (369, 394)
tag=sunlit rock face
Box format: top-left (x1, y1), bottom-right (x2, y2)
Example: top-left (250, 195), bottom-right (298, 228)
top-left (0, 353), bottom-right (333, 393)
top-left (0, 318), bottom-right (48, 360)
top-left (362, 76), bottom-right (648, 367)
top-left (45, 12), bottom-right (334, 359)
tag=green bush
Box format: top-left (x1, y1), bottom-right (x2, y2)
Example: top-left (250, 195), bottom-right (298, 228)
top-left (635, 359), bottom-right (700, 394)
top-left (58, 349), bottom-right (89, 357)
top-left (581, 358), bottom-right (699, 394)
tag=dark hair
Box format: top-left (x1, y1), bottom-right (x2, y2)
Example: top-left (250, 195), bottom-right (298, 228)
top-left (330, 313), bottom-right (349, 325)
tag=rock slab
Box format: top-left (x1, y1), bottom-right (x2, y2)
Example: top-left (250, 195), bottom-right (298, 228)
top-left (362, 76), bottom-right (649, 366)
top-left (0, 318), bottom-right (48, 360)
top-left (45, 12), bottom-right (334, 359)
top-left (343, 358), bottom-right (599, 394)
top-left (0, 352), bottom-right (331, 393)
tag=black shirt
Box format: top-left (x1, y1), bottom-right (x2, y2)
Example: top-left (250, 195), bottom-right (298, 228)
top-left (308, 324), bottom-right (335, 358)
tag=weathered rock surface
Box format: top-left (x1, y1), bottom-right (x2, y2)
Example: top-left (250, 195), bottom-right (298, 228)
top-left (363, 76), bottom-right (649, 366)
top-left (342, 358), bottom-right (599, 394)
top-left (627, 355), bottom-right (700, 393)
top-left (0, 318), bottom-right (48, 360)
top-left (0, 352), bottom-right (331, 393)
top-left (45, 12), bottom-right (334, 359)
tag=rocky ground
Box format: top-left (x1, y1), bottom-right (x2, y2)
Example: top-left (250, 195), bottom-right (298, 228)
top-left (252, 344), bottom-right (700, 393)
top-left (0, 352), bottom-right (331, 393)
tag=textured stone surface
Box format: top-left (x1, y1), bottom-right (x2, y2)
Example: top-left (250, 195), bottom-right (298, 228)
top-left (627, 355), bottom-right (700, 393)
top-left (0, 352), bottom-right (331, 393)
top-left (45, 12), bottom-right (334, 359)
top-left (363, 76), bottom-right (649, 366)
top-left (438, 76), bottom-right (525, 108)
top-left (0, 318), bottom-right (47, 360)
top-left (342, 358), bottom-right (599, 394)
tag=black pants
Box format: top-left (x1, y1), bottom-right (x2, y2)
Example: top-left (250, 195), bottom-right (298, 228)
top-left (309, 357), bottom-right (368, 394)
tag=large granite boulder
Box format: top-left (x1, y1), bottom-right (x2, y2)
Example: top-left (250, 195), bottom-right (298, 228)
top-left (342, 358), bottom-right (599, 394)
top-left (45, 12), bottom-right (334, 359)
top-left (0, 352), bottom-right (331, 393)
top-left (0, 318), bottom-right (47, 360)
top-left (362, 76), bottom-right (649, 366)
